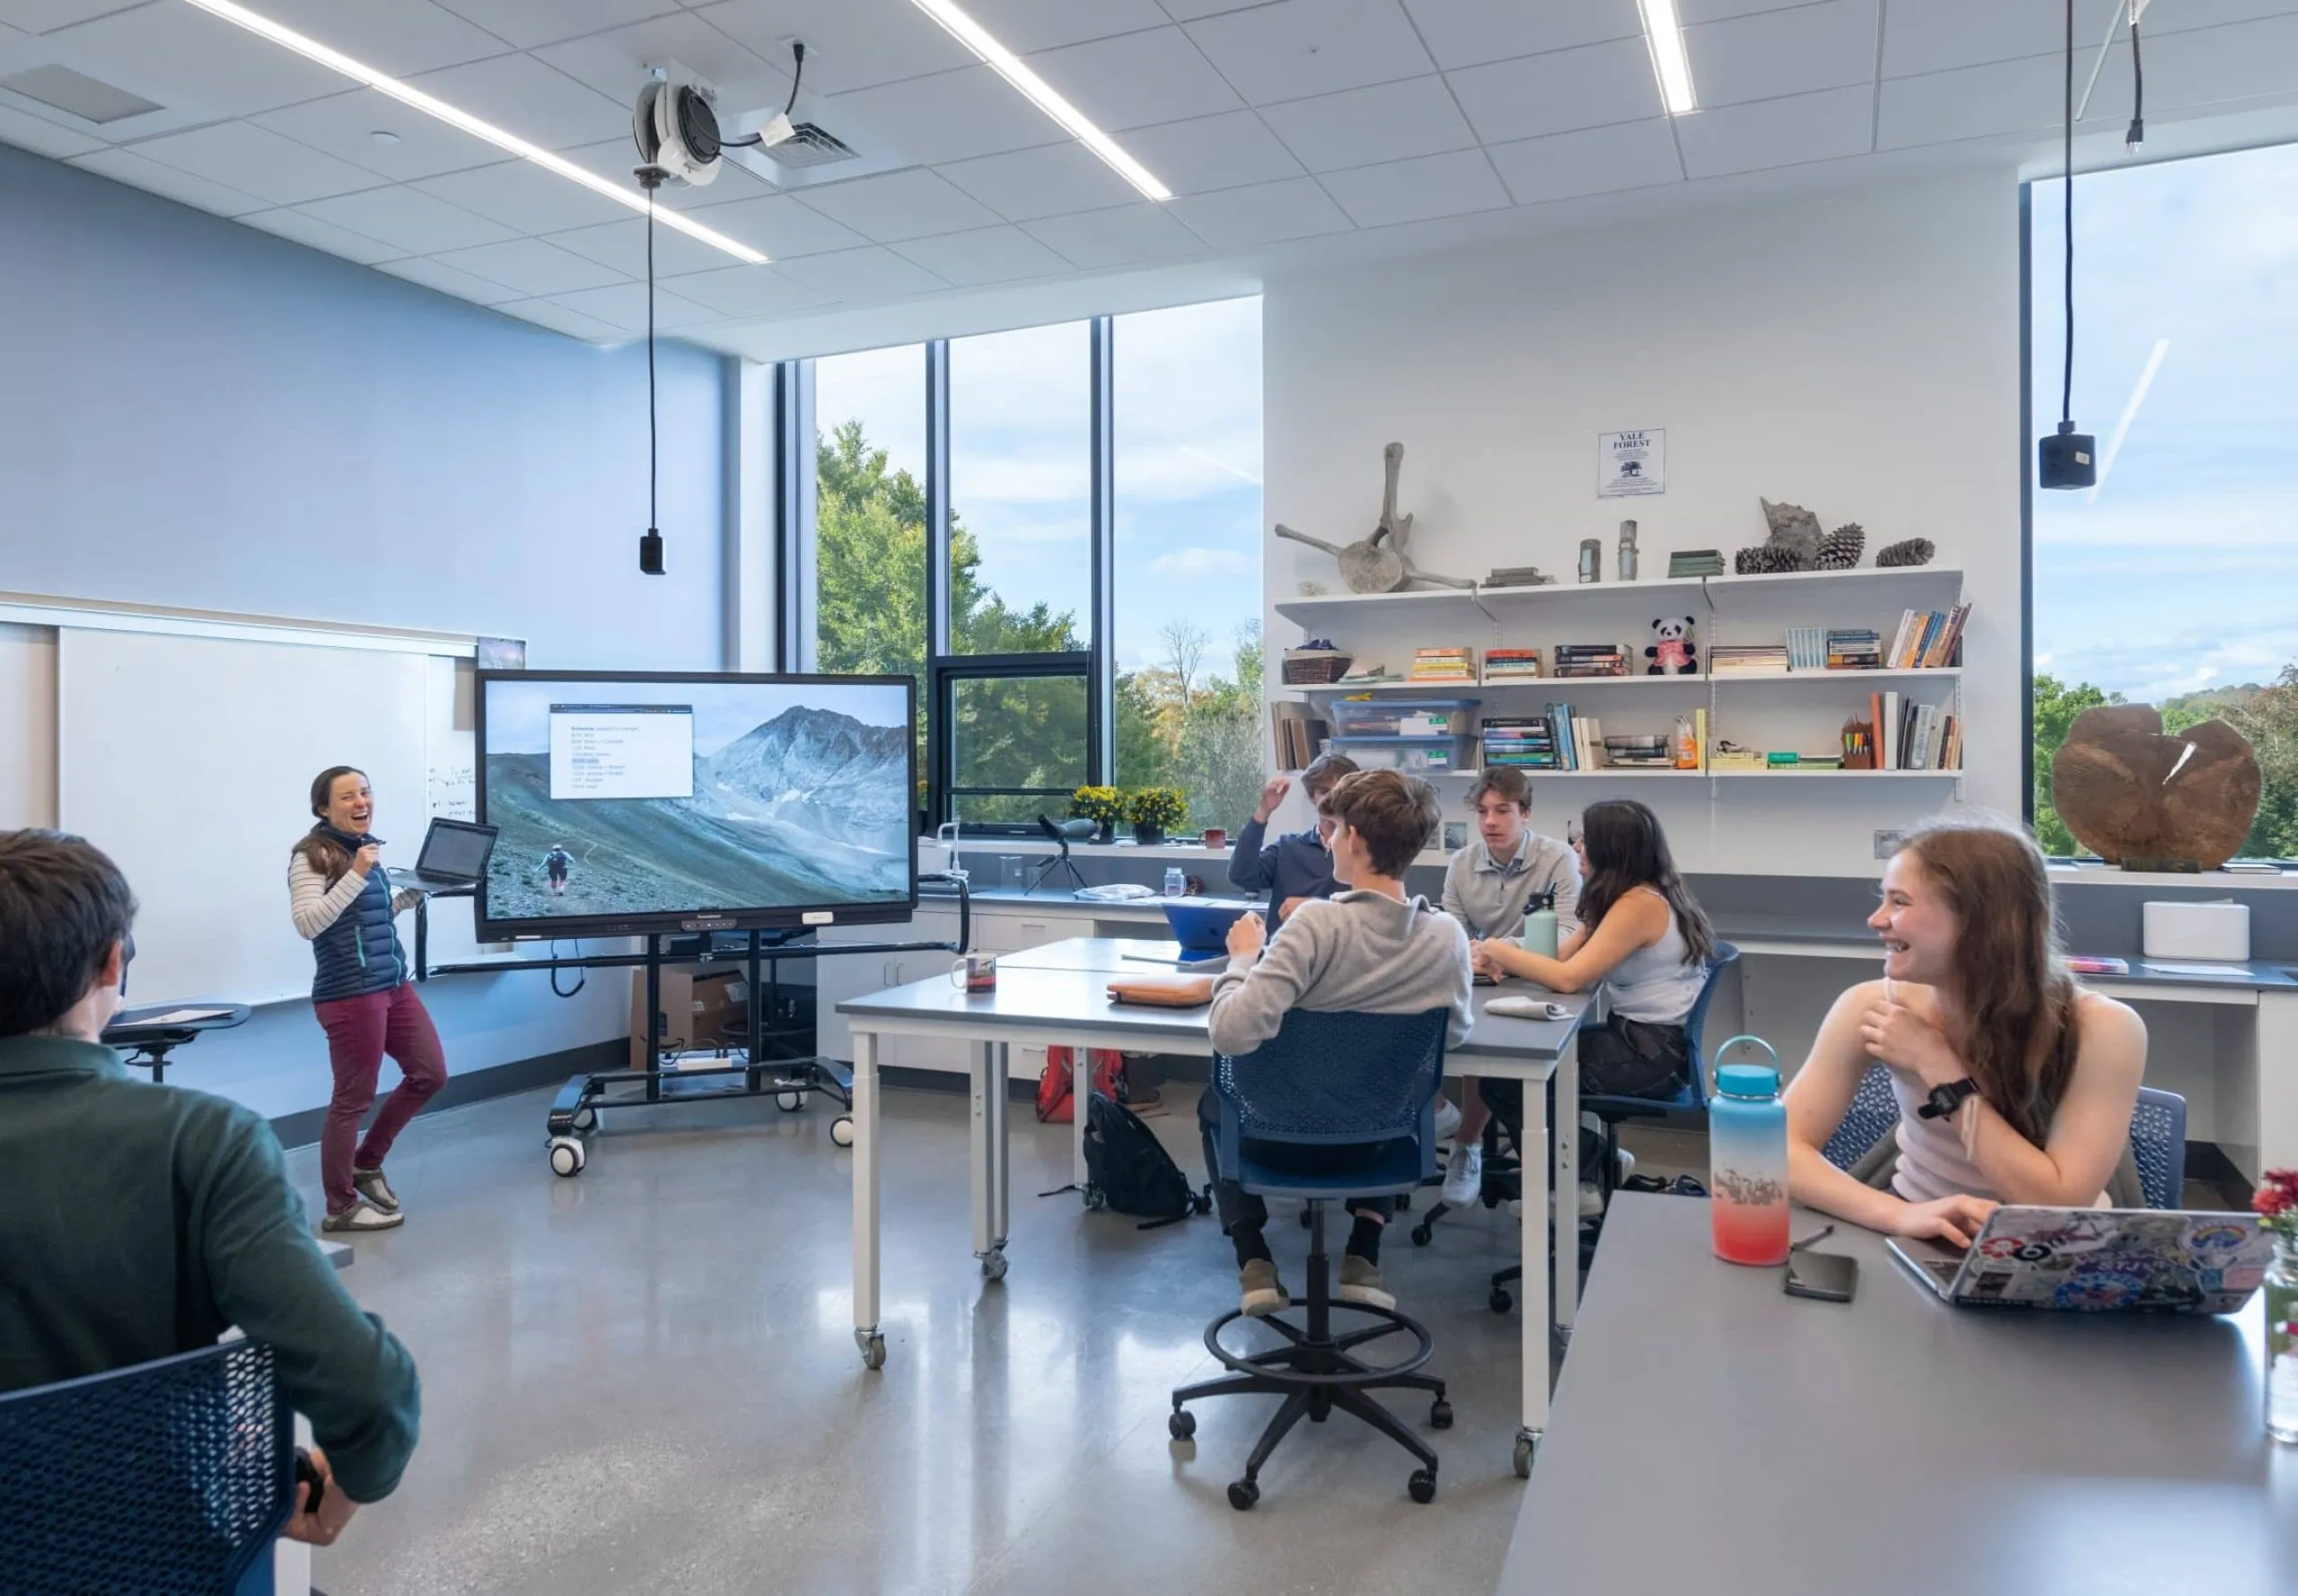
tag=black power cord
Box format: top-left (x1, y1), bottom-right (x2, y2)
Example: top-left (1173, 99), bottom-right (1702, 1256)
top-left (549, 939), bottom-right (586, 999)
top-left (2126, 6), bottom-right (2145, 150)
top-left (637, 168), bottom-right (663, 574)
top-left (723, 41), bottom-right (803, 147)
top-left (2061, 0), bottom-right (2074, 430)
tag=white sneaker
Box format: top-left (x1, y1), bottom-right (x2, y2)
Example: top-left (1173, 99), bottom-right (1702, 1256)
top-left (1615, 1146), bottom-right (1636, 1184)
top-left (1441, 1143), bottom-right (1483, 1206)
top-left (321, 1200), bottom-right (403, 1233)
top-left (1579, 1182), bottom-right (1607, 1219)
top-left (1433, 1097), bottom-right (1462, 1144)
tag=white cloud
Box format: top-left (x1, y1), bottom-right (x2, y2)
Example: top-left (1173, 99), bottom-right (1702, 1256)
top-left (1147, 546), bottom-right (1252, 581)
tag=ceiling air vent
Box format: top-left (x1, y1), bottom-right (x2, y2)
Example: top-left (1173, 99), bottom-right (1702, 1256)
top-left (759, 120), bottom-right (855, 170)
top-left (0, 65), bottom-right (162, 124)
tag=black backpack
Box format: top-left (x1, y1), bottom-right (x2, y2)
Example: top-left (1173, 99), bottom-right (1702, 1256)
top-left (1084, 1092), bottom-right (1211, 1231)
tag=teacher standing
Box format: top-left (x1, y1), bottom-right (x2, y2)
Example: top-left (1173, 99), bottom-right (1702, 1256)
top-left (288, 766), bottom-right (446, 1233)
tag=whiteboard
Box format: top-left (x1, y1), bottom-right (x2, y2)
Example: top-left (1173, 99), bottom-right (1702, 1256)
top-left (60, 630), bottom-right (432, 1006)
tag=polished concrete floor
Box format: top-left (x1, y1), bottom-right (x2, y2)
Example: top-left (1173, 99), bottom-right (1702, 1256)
top-left (288, 1083), bottom-right (1568, 1596)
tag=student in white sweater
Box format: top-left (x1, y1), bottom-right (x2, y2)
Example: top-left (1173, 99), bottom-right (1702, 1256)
top-left (1202, 770), bottom-right (1473, 1318)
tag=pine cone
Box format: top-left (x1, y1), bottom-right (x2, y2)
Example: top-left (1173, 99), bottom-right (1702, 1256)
top-left (1817, 522), bottom-right (1864, 569)
top-left (1875, 537), bottom-right (1935, 568)
top-left (1735, 546), bottom-right (1766, 574)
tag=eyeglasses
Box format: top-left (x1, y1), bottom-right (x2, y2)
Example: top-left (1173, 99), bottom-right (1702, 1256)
top-left (119, 933), bottom-right (136, 998)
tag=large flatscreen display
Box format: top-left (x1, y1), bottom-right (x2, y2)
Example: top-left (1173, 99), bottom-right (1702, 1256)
top-left (475, 671), bottom-right (917, 939)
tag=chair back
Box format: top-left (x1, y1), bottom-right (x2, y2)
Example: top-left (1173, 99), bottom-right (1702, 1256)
top-left (1820, 1063), bottom-right (1903, 1171)
top-left (1680, 942), bottom-right (1740, 1097)
top-left (1215, 1007), bottom-right (1450, 1164)
top-left (0, 1339), bottom-right (294, 1596)
top-left (2128, 1086), bottom-right (2187, 1210)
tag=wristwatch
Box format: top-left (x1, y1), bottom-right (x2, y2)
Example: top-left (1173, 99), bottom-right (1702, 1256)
top-left (1916, 1077), bottom-right (1980, 1121)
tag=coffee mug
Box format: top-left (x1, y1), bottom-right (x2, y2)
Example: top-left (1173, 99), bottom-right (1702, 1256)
top-left (1201, 828), bottom-right (1228, 850)
top-left (951, 953), bottom-right (997, 993)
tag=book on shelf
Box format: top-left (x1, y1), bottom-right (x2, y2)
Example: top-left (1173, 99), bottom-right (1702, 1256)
top-left (1668, 549), bottom-right (1726, 577)
top-left (1885, 603), bottom-right (1971, 670)
top-left (1552, 643), bottom-right (1627, 679)
top-left (1338, 666), bottom-right (1404, 685)
top-left (1483, 646), bottom-right (1544, 680)
top-left (1269, 701), bottom-right (1331, 771)
top-left (1694, 706), bottom-right (1707, 772)
top-left (1825, 627), bottom-right (1881, 670)
top-left (1409, 645), bottom-right (1478, 683)
top-left (1709, 645), bottom-right (1792, 673)
top-left (1785, 627), bottom-right (1828, 671)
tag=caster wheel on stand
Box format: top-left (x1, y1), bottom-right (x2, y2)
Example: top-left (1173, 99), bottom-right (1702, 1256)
top-left (1488, 1287), bottom-right (1513, 1315)
top-left (980, 1250), bottom-right (1008, 1282)
top-left (1513, 1436), bottom-right (1536, 1478)
top-left (829, 1116), bottom-right (855, 1148)
top-left (857, 1331), bottom-right (887, 1372)
top-left (776, 1091), bottom-right (804, 1112)
top-left (547, 1136), bottom-right (585, 1177)
top-left (1410, 1222), bottom-right (1434, 1248)
top-left (570, 1106), bottom-right (598, 1133)
top-left (1429, 1399), bottom-right (1453, 1430)
top-left (1226, 1479), bottom-right (1259, 1512)
top-left (1083, 1187), bottom-right (1107, 1212)
top-left (1168, 1409), bottom-right (1196, 1442)
top-left (1408, 1469), bottom-right (1438, 1504)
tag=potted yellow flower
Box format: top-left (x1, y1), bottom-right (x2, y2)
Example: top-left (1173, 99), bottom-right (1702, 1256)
top-left (1127, 786), bottom-right (1188, 846)
top-left (1070, 785), bottom-right (1125, 844)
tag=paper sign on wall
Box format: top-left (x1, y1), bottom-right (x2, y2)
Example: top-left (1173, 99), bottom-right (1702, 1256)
top-left (1599, 429), bottom-right (1665, 497)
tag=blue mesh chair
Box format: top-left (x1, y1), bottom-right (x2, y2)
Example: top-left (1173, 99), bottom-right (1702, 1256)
top-left (1171, 1008), bottom-right (1452, 1511)
top-left (1820, 1062), bottom-right (1904, 1171)
top-left (0, 1338), bottom-right (294, 1595)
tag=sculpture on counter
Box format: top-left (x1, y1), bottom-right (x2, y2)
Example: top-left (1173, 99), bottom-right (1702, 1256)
top-left (1876, 537), bottom-right (1936, 568)
top-left (2050, 706), bottom-right (2261, 871)
top-left (1273, 442), bottom-right (1471, 592)
top-left (1816, 522), bottom-right (1865, 570)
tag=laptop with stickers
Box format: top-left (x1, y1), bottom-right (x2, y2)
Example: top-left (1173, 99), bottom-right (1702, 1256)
top-left (1888, 1206), bottom-right (2273, 1315)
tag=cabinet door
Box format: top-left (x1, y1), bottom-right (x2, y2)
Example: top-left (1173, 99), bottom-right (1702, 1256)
top-left (811, 953), bottom-right (893, 1065)
top-left (881, 954), bottom-right (970, 1077)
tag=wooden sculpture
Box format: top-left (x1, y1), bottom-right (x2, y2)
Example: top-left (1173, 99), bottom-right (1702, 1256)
top-left (2050, 705), bottom-right (2261, 870)
top-left (1274, 442), bottom-right (1472, 592)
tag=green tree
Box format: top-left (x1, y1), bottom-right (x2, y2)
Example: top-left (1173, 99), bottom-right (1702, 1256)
top-left (2031, 672), bottom-right (2119, 856)
top-left (2223, 667), bottom-right (2298, 861)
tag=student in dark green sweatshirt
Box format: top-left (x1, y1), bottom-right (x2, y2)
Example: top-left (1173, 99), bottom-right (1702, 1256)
top-left (0, 829), bottom-right (421, 1548)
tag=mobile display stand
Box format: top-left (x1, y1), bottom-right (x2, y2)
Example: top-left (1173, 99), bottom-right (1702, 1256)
top-left (419, 874), bottom-right (972, 1178)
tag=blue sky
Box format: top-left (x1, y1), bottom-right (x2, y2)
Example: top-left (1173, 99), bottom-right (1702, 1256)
top-left (811, 296), bottom-right (1264, 680)
top-left (2030, 140), bottom-right (2298, 704)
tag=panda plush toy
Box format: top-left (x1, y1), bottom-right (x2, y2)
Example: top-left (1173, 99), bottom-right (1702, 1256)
top-left (1646, 616), bottom-right (1697, 675)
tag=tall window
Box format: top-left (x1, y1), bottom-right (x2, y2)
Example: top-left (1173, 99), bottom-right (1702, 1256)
top-left (813, 345), bottom-right (927, 684)
top-left (949, 321), bottom-right (1092, 654)
top-left (2029, 145), bottom-right (2298, 860)
top-left (1113, 297), bottom-right (1266, 832)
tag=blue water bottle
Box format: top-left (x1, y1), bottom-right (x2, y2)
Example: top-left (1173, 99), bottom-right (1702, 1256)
top-left (1707, 1037), bottom-right (1789, 1267)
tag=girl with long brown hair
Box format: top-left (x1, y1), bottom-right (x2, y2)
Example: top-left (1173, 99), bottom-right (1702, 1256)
top-left (1785, 818), bottom-right (2146, 1247)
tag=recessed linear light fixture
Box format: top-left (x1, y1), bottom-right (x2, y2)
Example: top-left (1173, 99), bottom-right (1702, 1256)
top-left (179, 0), bottom-right (767, 264)
top-left (905, 0), bottom-right (1170, 201)
top-left (1636, 0), bottom-right (1698, 116)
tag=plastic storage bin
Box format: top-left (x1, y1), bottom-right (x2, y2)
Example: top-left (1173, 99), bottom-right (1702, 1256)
top-left (1327, 735), bottom-right (1475, 774)
top-left (1329, 699), bottom-right (1478, 738)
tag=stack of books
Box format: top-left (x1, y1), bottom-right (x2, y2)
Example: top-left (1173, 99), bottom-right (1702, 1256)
top-left (1888, 604), bottom-right (1972, 669)
top-left (1864, 689), bottom-right (1964, 771)
top-left (1338, 662), bottom-right (1404, 685)
top-left (1825, 628), bottom-right (1881, 670)
top-left (1669, 549), bottom-right (1726, 578)
top-left (1602, 733), bottom-right (1673, 768)
top-left (1785, 627), bottom-right (1829, 671)
top-left (1483, 647), bottom-right (1544, 681)
top-left (1409, 646), bottom-right (1478, 684)
top-left (1481, 716), bottom-right (1558, 768)
top-left (1269, 702), bottom-right (1332, 770)
top-left (1709, 645), bottom-right (1791, 675)
top-left (1552, 643), bottom-right (1628, 679)
top-left (1484, 566), bottom-right (1553, 590)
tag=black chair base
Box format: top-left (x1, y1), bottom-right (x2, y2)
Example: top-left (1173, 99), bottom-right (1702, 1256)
top-left (1171, 1206), bottom-right (1448, 1508)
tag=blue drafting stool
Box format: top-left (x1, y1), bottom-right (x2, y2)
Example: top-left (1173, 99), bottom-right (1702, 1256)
top-left (1171, 1007), bottom-right (1452, 1509)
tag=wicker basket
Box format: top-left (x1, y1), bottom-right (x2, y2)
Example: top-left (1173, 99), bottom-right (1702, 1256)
top-left (1282, 649), bottom-right (1353, 685)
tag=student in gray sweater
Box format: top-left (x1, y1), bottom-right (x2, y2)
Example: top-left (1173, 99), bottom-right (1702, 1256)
top-left (1200, 770), bottom-right (1473, 1318)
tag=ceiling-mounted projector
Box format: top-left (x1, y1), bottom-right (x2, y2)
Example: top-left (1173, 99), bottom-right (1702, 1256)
top-left (632, 71), bottom-right (723, 187)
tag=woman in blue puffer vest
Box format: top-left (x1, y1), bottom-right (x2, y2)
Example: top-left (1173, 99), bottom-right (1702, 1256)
top-left (288, 766), bottom-right (447, 1232)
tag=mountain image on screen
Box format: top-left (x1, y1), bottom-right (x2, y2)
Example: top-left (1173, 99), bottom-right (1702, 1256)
top-left (485, 705), bottom-right (908, 923)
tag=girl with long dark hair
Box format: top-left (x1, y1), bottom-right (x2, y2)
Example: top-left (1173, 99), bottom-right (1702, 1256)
top-left (288, 766), bottom-right (447, 1232)
top-left (1785, 820), bottom-right (2145, 1247)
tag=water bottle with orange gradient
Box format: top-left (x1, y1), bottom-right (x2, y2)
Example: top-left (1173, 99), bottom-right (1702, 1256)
top-left (1708, 1037), bottom-right (1790, 1267)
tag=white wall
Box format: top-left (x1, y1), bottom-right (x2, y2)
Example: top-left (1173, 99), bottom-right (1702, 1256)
top-left (1262, 172), bottom-right (2024, 876)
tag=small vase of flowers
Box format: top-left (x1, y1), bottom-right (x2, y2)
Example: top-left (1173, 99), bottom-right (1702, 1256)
top-left (2256, 1169), bottom-right (2298, 1444)
top-left (1127, 786), bottom-right (1188, 846)
top-left (1070, 785), bottom-right (1124, 844)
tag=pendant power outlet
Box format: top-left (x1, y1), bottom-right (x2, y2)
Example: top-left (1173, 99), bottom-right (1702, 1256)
top-left (1874, 829), bottom-right (1905, 860)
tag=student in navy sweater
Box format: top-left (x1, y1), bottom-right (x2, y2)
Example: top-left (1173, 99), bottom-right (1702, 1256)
top-left (1226, 751), bottom-right (1358, 934)
top-left (287, 767), bottom-right (447, 1233)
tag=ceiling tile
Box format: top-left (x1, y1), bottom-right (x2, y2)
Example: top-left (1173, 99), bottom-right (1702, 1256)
top-left (1881, 0), bottom-right (2122, 79)
top-left (237, 205), bottom-right (405, 264)
top-left (0, 2), bottom-right (146, 32)
top-left (406, 53), bottom-right (629, 150)
top-left (669, 192), bottom-right (868, 257)
top-left (378, 254), bottom-right (526, 303)
top-left (784, 165), bottom-right (1001, 241)
top-left (1021, 201), bottom-right (1203, 267)
top-left (1874, 50), bottom-right (2104, 148)
top-left (542, 214), bottom-right (741, 276)
top-left (0, 99), bottom-right (103, 157)
top-left (695, 0), bottom-right (976, 96)
top-left (66, 145), bottom-right (271, 215)
top-left (431, 236), bottom-right (629, 294)
top-left (1167, 173), bottom-right (1352, 245)
top-left (1400, 0), bottom-right (1643, 70)
top-left (39, 3), bottom-right (352, 117)
top-left (250, 0), bottom-right (512, 76)
top-left (1687, 0), bottom-right (1879, 108)
top-left (294, 184), bottom-right (518, 251)
top-left (1317, 145), bottom-right (1509, 225)
top-left (768, 243), bottom-right (952, 299)
top-left (432, 0), bottom-right (680, 50)
top-left (1674, 82), bottom-right (1873, 178)
top-left (542, 280), bottom-right (715, 330)
top-left (495, 296), bottom-right (623, 338)
top-left (413, 158), bottom-right (634, 232)
top-left (1022, 25), bottom-right (1241, 131)
top-left (1157, 0), bottom-right (1268, 18)
top-left (2140, 14), bottom-right (2298, 112)
top-left (1183, 0), bottom-right (1435, 104)
top-left (1116, 109), bottom-right (1306, 192)
top-left (255, 88), bottom-right (506, 181)
top-left (887, 223), bottom-right (1072, 286)
top-left (657, 262), bottom-right (831, 315)
top-left (935, 139), bottom-right (1142, 222)
top-left (1484, 116), bottom-right (1681, 203)
top-left (556, 135), bottom-right (770, 212)
top-left (815, 64), bottom-right (1070, 164)
top-left (2143, 0), bottom-right (2298, 35)
top-left (1259, 74), bottom-right (1475, 173)
top-left (531, 12), bottom-right (792, 112)
top-left (130, 119), bottom-right (384, 206)
top-left (1677, 0), bottom-right (1831, 19)
top-left (1446, 34), bottom-right (1660, 142)
top-left (969, 0), bottom-right (1172, 52)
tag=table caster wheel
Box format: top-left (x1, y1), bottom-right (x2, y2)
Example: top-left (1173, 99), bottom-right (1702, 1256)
top-left (1429, 1399), bottom-right (1453, 1430)
top-left (1083, 1187), bottom-right (1106, 1212)
top-left (829, 1116), bottom-right (855, 1148)
top-left (1513, 1435), bottom-right (1536, 1478)
top-left (1193, 1190), bottom-right (1213, 1215)
top-left (548, 1136), bottom-right (585, 1177)
top-left (1488, 1287), bottom-right (1513, 1314)
top-left (857, 1331), bottom-right (886, 1371)
top-left (1298, 1209), bottom-right (1311, 1228)
top-left (1168, 1409), bottom-right (1196, 1442)
top-left (1226, 1479), bottom-right (1259, 1512)
top-left (980, 1250), bottom-right (1008, 1282)
top-left (1408, 1469), bottom-right (1437, 1504)
top-left (570, 1106), bottom-right (597, 1133)
top-left (1410, 1222), bottom-right (1434, 1248)
top-left (776, 1091), bottom-right (804, 1112)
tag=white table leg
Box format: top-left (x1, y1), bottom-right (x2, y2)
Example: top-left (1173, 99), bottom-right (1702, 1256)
top-left (1553, 1036), bottom-right (1580, 1337)
top-left (2257, 991), bottom-right (2298, 1182)
top-left (1517, 1064), bottom-right (1550, 1477)
top-left (991, 1041), bottom-right (1011, 1245)
top-left (970, 1039), bottom-right (993, 1258)
top-left (1073, 1042), bottom-right (1092, 1195)
top-left (851, 1030), bottom-right (884, 1369)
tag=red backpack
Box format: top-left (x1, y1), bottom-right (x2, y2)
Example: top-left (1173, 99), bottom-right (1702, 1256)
top-left (1035, 1047), bottom-right (1125, 1123)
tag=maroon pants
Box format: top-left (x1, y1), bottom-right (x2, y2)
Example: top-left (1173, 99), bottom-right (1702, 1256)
top-left (314, 982), bottom-right (446, 1215)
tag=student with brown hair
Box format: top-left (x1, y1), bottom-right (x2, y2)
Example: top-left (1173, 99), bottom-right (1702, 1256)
top-left (1785, 819), bottom-right (2146, 1246)
top-left (1227, 750), bottom-right (1360, 934)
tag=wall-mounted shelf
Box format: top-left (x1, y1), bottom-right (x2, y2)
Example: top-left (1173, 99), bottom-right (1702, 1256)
top-left (1708, 768), bottom-right (1961, 779)
top-left (1708, 667), bottom-right (1960, 684)
top-left (1294, 667), bottom-right (1962, 693)
top-left (1274, 565), bottom-right (1966, 626)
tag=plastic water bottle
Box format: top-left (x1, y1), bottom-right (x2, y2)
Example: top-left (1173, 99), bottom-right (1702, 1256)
top-left (1708, 1040), bottom-right (1790, 1266)
top-left (1162, 867), bottom-right (1185, 898)
top-left (1518, 889), bottom-right (1558, 958)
